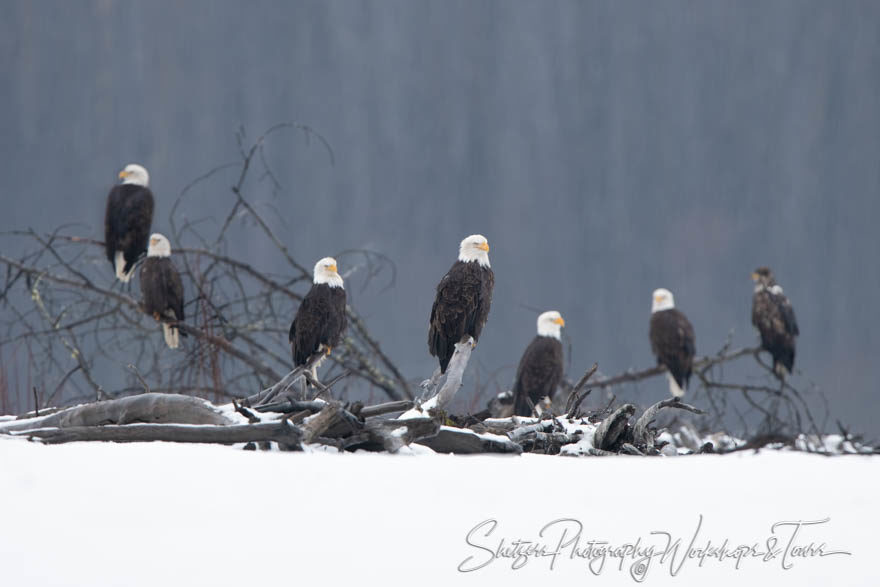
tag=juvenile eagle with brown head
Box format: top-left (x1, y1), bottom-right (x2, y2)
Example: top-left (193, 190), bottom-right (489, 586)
top-left (751, 267), bottom-right (799, 378)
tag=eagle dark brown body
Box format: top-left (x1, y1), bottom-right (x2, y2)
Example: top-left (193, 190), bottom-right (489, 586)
top-left (428, 260), bottom-right (494, 373)
top-left (512, 335), bottom-right (564, 416)
top-left (105, 184), bottom-right (154, 280)
top-left (289, 284), bottom-right (347, 367)
top-left (649, 308), bottom-right (696, 394)
top-left (140, 256), bottom-right (185, 348)
top-left (752, 268), bottom-right (799, 376)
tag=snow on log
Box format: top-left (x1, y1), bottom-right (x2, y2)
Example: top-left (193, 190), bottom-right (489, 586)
top-left (401, 337), bottom-right (473, 419)
top-left (0, 393), bottom-right (231, 433)
top-left (417, 426), bottom-right (522, 454)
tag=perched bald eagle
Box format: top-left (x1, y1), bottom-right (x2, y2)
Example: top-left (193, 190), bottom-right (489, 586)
top-left (105, 164), bottom-right (154, 282)
top-left (512, 311), bottom-right (565, 417)
top-left (752, 267), bottom-right (799, 378)
top-left (289, 257), bottom-right (347, 378)
top-left (428, 235), bottom-right (494, 373)
top-left (649, 288), bottom-right (696, 399)
top-left (140, 234), bottom-right (185, 349)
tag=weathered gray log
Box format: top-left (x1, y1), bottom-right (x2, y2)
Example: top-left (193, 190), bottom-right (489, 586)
top-left (418, 426), bottom-right (523, 455)
top-left (431, 337), bottom-right (474, 410)
top-left (242, 353), bottom-right (328, 407)
top-left (592, 403), bottom-right (636, 450)
top-left (358, 400), bottom-right (414, 418)
top-left (255, 399), bottom-right (328, 414)
top-left (620, 443), bottom-right (645, 456)
top-left (507, 420), bottom-right (556, 442)
top-left (480, 416), bottom-right (539, 432)
top-left (405, 337), bottom-right (474, 419)
top-left (301, 403), bottom-right (344, 443)
top-left (363, 417), bottom-right (441, 452)
top-left (13, 421), bottom-right (302, 446)
top-left (0, 393), bottom-right (231, 433)
top-left (632, 398), bottom-right (707, 449)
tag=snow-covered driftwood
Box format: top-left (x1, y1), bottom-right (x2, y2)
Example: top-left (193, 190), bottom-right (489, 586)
top-left (417, 426), bottom-right (522, 454)
top-left (401, 336), bottom-right (474, 419)
top-left (632, 398), bottom-right (706, 449)
top-left (1, 392), bottom-right (440, 453)
top-left (0, 393), bottom-right (231, 433)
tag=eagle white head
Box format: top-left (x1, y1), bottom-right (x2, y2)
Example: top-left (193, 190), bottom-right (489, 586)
top-left (313, 257), bottom-right (343, 288)
top-left (458, 234), bottom-right (490, 267)
top-left (537, 310), bottom-right (565, 340)
top-left (651, 288), bottom-right (675, 313)
top-left (147, 233), bottom-right (172, 258)
top-left (118, 163), bottom-right (150, 187)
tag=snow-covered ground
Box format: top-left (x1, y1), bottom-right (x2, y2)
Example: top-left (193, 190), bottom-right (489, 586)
top-left (1, 438), bottom-right (876, 586)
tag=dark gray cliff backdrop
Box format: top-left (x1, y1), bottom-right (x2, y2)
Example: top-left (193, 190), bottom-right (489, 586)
top-left (2, 1), bottom-right (878, 433)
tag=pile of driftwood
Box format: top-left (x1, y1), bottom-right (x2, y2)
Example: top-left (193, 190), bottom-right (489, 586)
top-left (0, 341), bottom-right (714, 457)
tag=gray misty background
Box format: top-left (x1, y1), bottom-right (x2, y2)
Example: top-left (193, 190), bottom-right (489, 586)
top-left (1, 1), bottom-right (878, 434)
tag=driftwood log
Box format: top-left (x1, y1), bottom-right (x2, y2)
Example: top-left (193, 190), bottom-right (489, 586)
top-left (2, 391), bottom-right (441, 453)
top-left (12, 422), bottom-right (302, 446)
top-left (417, 426), bottom-right (522, 455)
top-left (0, 393), bottom-right (230, 433)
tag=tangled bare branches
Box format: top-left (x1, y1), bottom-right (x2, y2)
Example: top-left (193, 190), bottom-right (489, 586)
top-left (0, 124), bottom-right (410, 414)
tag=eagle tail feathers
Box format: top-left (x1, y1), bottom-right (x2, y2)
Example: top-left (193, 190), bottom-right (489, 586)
top-left (667, 372), bottom-right (686, 399)
top-left (162, 323), bottom-right (179, 349)
top-left (114, 251), bottom-right (132, 283)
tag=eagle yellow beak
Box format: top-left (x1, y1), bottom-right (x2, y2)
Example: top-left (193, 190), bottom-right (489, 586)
top-left (654, 295), bottom-right (664, 303)
top-left (478, 242), bottom-right (490, 252)
top-left (751, 272), bottom-right (759, 281)
top-left (328, 264), bottom-right (338, 273)
top-left (150, 238), bottom-right (159, 246)
top-left (554, 317), bottom-right (565, 327)
top-left (118, 170), bottom-right (129, 179)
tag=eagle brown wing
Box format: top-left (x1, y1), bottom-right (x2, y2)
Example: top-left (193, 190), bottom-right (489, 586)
top-left (289, 284), bottom-right (347, 367)
top-left (649, 308), bottom-right (696, 390)
top-left (140, 257), bottom-right (185, 326)
top-left (752, 289), bottom-right (797, 372)
top-left (428, 261), bottom-right (494, 373)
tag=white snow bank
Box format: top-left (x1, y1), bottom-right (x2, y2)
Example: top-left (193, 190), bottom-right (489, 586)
top-left (0, 438), bottom-right (875, 586)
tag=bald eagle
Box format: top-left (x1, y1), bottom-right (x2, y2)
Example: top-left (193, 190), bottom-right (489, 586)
top-left (140, 234), bottom-right (185, 349)
top-left (289, 257), bottom-right (347, 379)
top-left (752, 267), bottom-right (799, 378)
top-left (428, 235), bottom-right (494, 373)
top-left (105, 164), bottom-right (154, 282)
top-left (649, 288), bottom-right (696, 399)
top-left (512, 311), bottom-right (565, 417)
